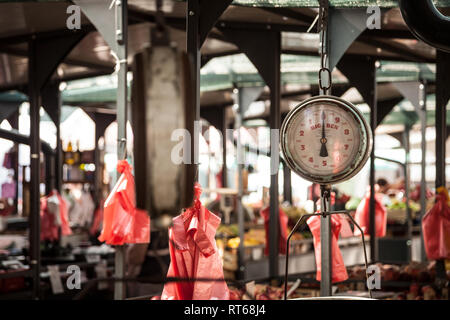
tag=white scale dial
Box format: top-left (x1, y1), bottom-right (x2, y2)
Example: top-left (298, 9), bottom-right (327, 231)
top-left (281, 96), bottom-right (372, 184)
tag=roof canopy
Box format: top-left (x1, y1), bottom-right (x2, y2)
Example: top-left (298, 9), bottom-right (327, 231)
top-left (0, 0), bottom-right (448, 129)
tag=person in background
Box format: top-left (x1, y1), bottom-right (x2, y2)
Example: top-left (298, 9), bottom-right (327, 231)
top-left (377, 178), bottom-right (390, 194)
top-left (376, 177), bottom-right (392, 207)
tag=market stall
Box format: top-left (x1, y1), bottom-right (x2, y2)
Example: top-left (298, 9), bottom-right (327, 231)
top-left (0, 0), bottom-right (449, 301)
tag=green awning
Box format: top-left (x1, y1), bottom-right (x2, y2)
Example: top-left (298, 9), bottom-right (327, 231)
top-left (0, 91), bottom-right (28, 103)
top-left (59, 55), bottom-right (437, 105)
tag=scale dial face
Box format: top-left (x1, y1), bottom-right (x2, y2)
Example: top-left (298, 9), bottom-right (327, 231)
top-left (280, 96), bottom-right (372, 184)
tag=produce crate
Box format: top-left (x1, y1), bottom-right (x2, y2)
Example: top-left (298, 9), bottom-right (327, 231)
top-left (387, 208), bottom-right (417, 224)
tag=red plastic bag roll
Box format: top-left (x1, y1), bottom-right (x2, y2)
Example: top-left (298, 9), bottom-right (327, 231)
top-left (98, 160), bottom-right (150, 245)
top-left (161, 183), bottom-right (229, 300)
top-left (307, 215), bottom-right (348, 283)
top-left (260, 206), bottom-right (289, 255)
top-left (422, 191), bottom-right (450, 260)
top-left (354, 192), bottom-right (387, 238)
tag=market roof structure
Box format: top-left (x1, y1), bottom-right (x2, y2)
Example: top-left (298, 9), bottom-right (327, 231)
top-left (0, 0), bottom-right (447, 132)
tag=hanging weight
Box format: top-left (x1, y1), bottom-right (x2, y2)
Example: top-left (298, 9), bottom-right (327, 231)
top-left (131, 42), bottom-right (195, 226)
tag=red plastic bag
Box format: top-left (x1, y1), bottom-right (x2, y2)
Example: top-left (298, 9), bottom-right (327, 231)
top-left (90, 201), bottom-right (104, 236)
top-left (336, 214), bottom-right (353, 238)
top-left (98, 160), bottom-right (150, 245)
top-left (55, 191), bottom-right (71, 236)
top-left (422, 193), bottom-right (450, 260)
top-left (161, 183), bottom-right (229, 300)
top-left (40, 191), bottom-right (72, 241)
top-left (307, 215), bottom-right (348, 283)
top-left (40, 197), bottom-right (58, 241)
top-left (260, 206), bottom-right (289, 255)
top-left (354, 192), bottom-right (387, 237)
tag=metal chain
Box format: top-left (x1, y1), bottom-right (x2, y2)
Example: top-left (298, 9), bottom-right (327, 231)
top-left (318, 0), bottom-right (331, 94)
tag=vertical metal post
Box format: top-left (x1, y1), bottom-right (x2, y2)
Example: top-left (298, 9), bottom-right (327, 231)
top-left (94, 119), bottom-right (101, 203)
top-left (187, 0), bottom-right (200, 184)
top-left (283, 163), bottom-right (292, 204)
top-left (320, 185), bottom-right (332, 296)
top-left (268, 32), bottom-right (281, 282)
top-left (419, 81), bottom-right (427, 262)
top-left (45, 154), bottom-right (54, 194)
top-left (435, 50), bottom-right (449, 286)
top-left (187, 0), bottom-right (201, 131)
top-left (435, 51), bottom-right (448, 205)
top-left (28, 38), bottom-right (41, 300)
top-left (114, 0), bottom-right (128, 300)
top-left (318, 1), bottom-right (332, 295)
top-left (369, 59), bottom-right (378, 263)
top-left (235, 88), bottom-right (246, 280)
top-left (7, 112), bottom-right (20, 214)
top-left (55, 88), bottom-right (62, 193)
top-left (42, 83), bottom-right (61, 194)
top-left (221, 108), bottom-right (228, 188)
top-left (403, 126), bottom-right (412, 261)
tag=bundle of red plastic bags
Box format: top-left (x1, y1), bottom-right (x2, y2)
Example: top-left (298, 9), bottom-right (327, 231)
top-left (260, 206), bottom-right (289, 255)
top-left (307, 214), bottom-right (348, 283)
top-left (422, 187), bottom-right (450, 260)
top-left (354, 191), bottom-right (387, 237)
top-left (40, 190), bottom-right (72, 241)
top-left (161, 183), bottom-right (229, 300)
top-left (98, 160), bottom-right (150, 245)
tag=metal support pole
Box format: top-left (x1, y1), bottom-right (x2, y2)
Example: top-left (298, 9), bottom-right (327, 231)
top-left (8, 112), bottom-right (20, 215)
top-left (235, 89), bottom-right (246, 280)
top-left (283, 162), bottom-right (292, 204)
top-left (435, 50), bottom-right (449, 288)
top-left (28, 38), bottom-right (41, 300)
top-left (90, 113), bottom-right (115, 204)
top-left (94, 120), bottom-right (101, 203)
top-left (318, 1), bottom-right (332, 295)
top-left (369, 59), bottom-right (378, 263)
top-left (42, 83), bottom-right (62, 194)
top-left (187, 1), bottom-right (200, 123)
top-left (187, 0), bottom-right (201, 181)
top-left (55, 89), bottom-right (62, 193)
top-left (419, 81), bottom-right (427, 262)
top-left (44, 154), bottom-right (54, 194)
top-left (114, 0), bottom-right (128, 301)
top-left (403, 127), bottom-right (412, 261)
top-left (221, 108), bottom-right (228, 188)
top-left (269, 33), bottom-right (281, 282)
top-left (320, 185), bottom-right (332, 296)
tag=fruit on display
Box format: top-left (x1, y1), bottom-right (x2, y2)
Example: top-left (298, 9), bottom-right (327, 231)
top-left (348, 261), bottom-right (447, 283)
top-left (226, 232), bottom-right (265, 249)
top-left (217, 224), bottom-right (239, 238)
top-left (345, 197), bottom-right (361, 211)
top-left (228, 284), bottom-right (311, 300)
top-left (282, 205), bottom-right (308, 221)
top-left (387, 199), bottom-right (420, 212)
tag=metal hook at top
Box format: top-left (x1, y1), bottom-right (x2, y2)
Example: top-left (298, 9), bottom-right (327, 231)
top-left (151, 0), bottom-right (171, 46)
top-left (318, 0), bottom-right (332, 94)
